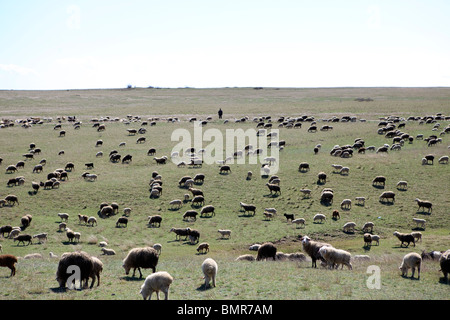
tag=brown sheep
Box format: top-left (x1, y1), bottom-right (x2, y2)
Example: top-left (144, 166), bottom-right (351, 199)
top-left (0, 254), bottom-right (18, 277)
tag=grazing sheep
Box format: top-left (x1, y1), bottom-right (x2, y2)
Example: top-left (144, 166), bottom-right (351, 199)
top-left (343, 222), bottom-right (356, 233)
top-left (66, 228), bottom-right (76, 243)
top-left (182, 210), bottom-right (198, 222)
top-left (5, 194), bottom-right (19, 206)
top-left (87, 216), bottom-right (97, 227)
top-left (340, 199), bottom-right (352, 210)
top-left (256, 243), bottom-right (277, 261)
top-left (396, 181), bottom-right (408, 190)
top-left (319, 246), bottom-right (352, 270)
top-left (339, 167), bottom-right (350, 175)
top-left (187, 228), bottom-right (200, 244)
top-left (89, 256), bottom-right (103, 288)
top-left (399, 252), bottom-right (422, 279)
top-left (101, 247), bottom-right (116, 255)
top-left (169, 199), bottom-right (183, 209)
top-left (332, 210), bottom-right (340, 220)
top-left (169, 227), bottom-right (190, 241)
top-left (56, 251), bottom-right (94, 289)
top-left (21, 214), bottom-right (33, 228)
top-left (116, 217), bottom-right (128, 228)
top-left (148, 215), bottom-right (162, 227)
top-left (100, 205), bottom-right (114, 217)
top-left (150, 188), bottom-right (160, 198)
top-left (197, 242), bottom-right (210, 254)
top-left (122, 247), bottom-right (159, 278)
top-left (284, 213), bottom-right (295, 222)
top-left (291, 218), bottom-right (306, 228)
top-left (58, 213), bottom-right (69, 222)
top-left (362, 222), bottom-right (374, 233)
top-left (246, 171), bottom-right (253, 180)
top-left (239, 202), bottom-right (256, 215)
top-left (355, 197), bottom-right (366, 206)
top-left (0, 254), bottom-right (18, 277)
top-left (424, 154), bottom-right (435, 164)
top-left (320, 191), bottom-right (334, 204)
top-left (8, 228), bottom-right (20, 239)
top-left (192, 195), bottom-right (205, 207)
top-left (317, 172), bottom-right (327, 184)
top-left (331, 164), bottom-right (343, 173)
top-left (439, 249), bottom-right (450, 283)
top-left (219, 165), bottom-right (231, 174)
top-left (58, 222), bottom-right (67, 232)
top-left (140, 271), bottom-right (174, 300)
top-left (217, 229), bottom-right (231, 239)
top-left (299, 188), bottom-right (311, 198)
top-left (379, 191), bottom-right (395, 203)
top-left (201, 258), bottom-right (218, 288)
top-left (263, 211), bottom-right (274, 220)
top-left (415, 198), bottom-right (432, 213)
top-left (200, 205), bottom-right (215, 217)
top-left (313, 213), bottom-right (326, 224)
top-left (393, 231), bottom-right (415, 247)
top-left (413, 218), bottom-right (426, 229)
top-left (438, 155), bottom-right (449, 164)
top-left (298, 162), bottom-right (310, 172)
top-left (363, 233), bottom-right (372, 247)
top-left (372, 176), bottom-right (386, 186)
top-left (78, 214), bottom-right (88, 225)
top-left (301, 236), bottom-right (331, 268)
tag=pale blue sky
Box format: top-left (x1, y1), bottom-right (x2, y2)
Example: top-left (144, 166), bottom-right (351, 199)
top-left (1, 0), bottom-right (449, 90)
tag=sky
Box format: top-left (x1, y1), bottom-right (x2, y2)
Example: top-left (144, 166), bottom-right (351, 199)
top-left (0, 0), bottom-right (449, 90)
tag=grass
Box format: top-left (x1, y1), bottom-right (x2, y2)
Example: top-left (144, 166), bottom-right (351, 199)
top-left (0, 87), bottom-right (449, 300)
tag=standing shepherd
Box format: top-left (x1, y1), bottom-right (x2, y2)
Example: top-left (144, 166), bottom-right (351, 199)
top-left (218, 108), bottom-right (223, 119)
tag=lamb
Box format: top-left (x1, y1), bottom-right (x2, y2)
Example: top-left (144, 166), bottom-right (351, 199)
top-left (122, 247), bottom-right (159, 278)
top-left (196, 242), bottom-right (210, 254)
top-left (364, 233), bottom-right (380, 246)
top-left (263, 211), bottom-right (274, 220)
top-left (0, 254), bottom-right (18, 277)
top-left (73, 232), bottom-right (81, 243)
top-left (236, 254), bottom-right (256, 261)
top-left (87, 216), bottom-right (97, 227)
top-left (116, 217), bottom-right (128, 228)
top-left (396, 181), bottom-right (408, 190)
top-left (78, 214), bottom-right (88, 225)
top-left (379, 191), bottom-right (395, 203)
top-left (393, 231), bottom-right (415, 247)
top-left (101, 247), bottom-right (116, 255)
top-left (58, 212), bottom-right (69, 221)
top-left (200, 205), bottom-right (215, 217)
top-left (299, 188), bottom-right (311, 199)
top-left (340, 199), bottom-right (352, 210)
top-left (399, 252), bottom-right (422, 279)
top-left (140, 271), bottom-right (174, 300)
top-left (169, 199), bottom-right (183, 209)
top-left (256, 242), bottom-right (277, 261)
top-left (217, 229), bottom-right (231, 239)
top-left (239, 202), bottom-right (256, 216)
top-left (301, 235), bottom-right (331, 268)
top-left (313, 214), bottom-right (326, 224)
top-left (332, 210), bottom-right (340, 220)
top-left (56, 251), bottom-right (94, 289)
top-left (32, 233), bottom-right (48, 244)
top-left (291, 218), bottom-right (306, 228)
top-left (415, 198), bottom-right (432, 213)
top-left (88, 256), bottom-right (103, 288)
top-left (201, 258), bottom-right (218, 288)
top-left (438, 155), bottom-right (449, 164)
top-left (362, 222), bottom-right (374, 233)
top-left (412, 218), bottom-right (426, 229)
top-left (187, 228), bottom-right (200, 244)
top-left (343, 222), bottom-right (356, 233)
top-left (439, 249), bottom-right (450, 283)
top-left (411, 231), bottom-right (422, 242)
top-left (148, 215), bottom-right (162, 227)
top-left (318, 246), bottom-right (352, 270)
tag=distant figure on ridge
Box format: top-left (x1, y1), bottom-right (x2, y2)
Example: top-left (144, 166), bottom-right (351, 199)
top-left (218, 108), bottom-right (223, 119)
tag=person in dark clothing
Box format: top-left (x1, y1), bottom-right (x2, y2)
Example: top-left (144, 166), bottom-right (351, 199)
top-left (218, 108), bottom-right (223, 119)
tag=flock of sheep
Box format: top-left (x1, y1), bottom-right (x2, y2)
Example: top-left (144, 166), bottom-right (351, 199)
top-left (0, 110), bottom-right (449, 299)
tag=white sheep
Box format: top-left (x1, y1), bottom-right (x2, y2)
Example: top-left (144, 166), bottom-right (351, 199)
top-left (73, 232), bottom-right (81, 242)
top-left (123, 208), bottom-right (132, 216)
top-left (411, 231), bottom-right (422, 242)
top-left (87, 216), bottom-right (97, 227)
top-left (169, 199), bottom-right (182, 209)
top-left (438, 156), bottom-right (449, 164)
top-left (313, 214), bottom-right (326, 223)
top-left (264, 208), bottom-right (277, 215)
top-left (396, 181), bottom-right (408, 190)
top-left (340, 199), bottom-right (352, 209)
top-left (355, 197), bottom-right (366, 206)
top-left (339, 167), bottom-right (350, 175)
top-left (201, 258), bottom-right (218, 289)
top-left (318, 246), bottom-right (352, 270)
top-left (153, 243), bottom-right (162, 255)
top-left (399, 252), bottom-right (422, 279)
top-left (8, 229), bottom-right (21, 239)
top-left (413, 218), bottom-right (426, 229)
top-left (58, 213), bottom-right (69, 221)
top-left (343, 221), bottom-right (356, 233)
top-left (32, 233), bottom-right (48, 244)
top-left (331, 164), bottom-right (343, 172)
top-left (299, 189), bottom-right (311, 198)
top-left (236, 254), bottom-right (256, 261)
top-left (140, 271), bottom-right (174, 300)
top-left (352, 255), bottom-right (370, 261)
top-left (217, 229), bottom-right (231, 239)
top-left (101, 247), bottom-right (116, 255)
top-left (362, 222), bottom-right (374, 233)
top-left (99, 241), bottom-right (108, 247)
top-left (291, 218), bottom-right (306, 228)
